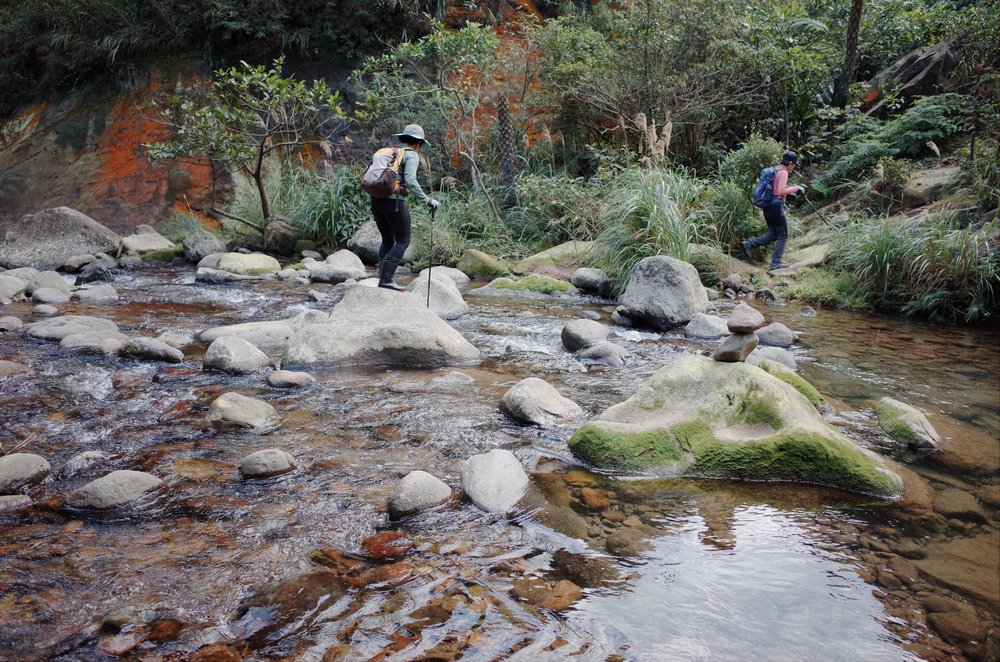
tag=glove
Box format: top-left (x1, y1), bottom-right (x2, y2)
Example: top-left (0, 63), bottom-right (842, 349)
top-left (426, 198), bottom-right (441, 210)
top-left (795, 185), bottom-right (807, 195)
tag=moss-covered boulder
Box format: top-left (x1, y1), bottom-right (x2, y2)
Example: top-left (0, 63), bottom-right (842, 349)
top-left (568, 355), bottom-right (902, 497)
top-left (875, 397), bottom-right (940, 451)
top-left (199, 252), bottom-right (281, 276)
top-left (486, 274), bottom-right (578, 295)
top-left (456, 249), bottom-right (508, 278)
top-left (757, 359), bottom-right (828, 412)
top-left (512, 240), bottom-right (593, 279)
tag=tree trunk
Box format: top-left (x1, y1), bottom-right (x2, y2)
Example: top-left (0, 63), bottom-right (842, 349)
top-left (832, 0), bottom-right (864, 108)
top-left (253, 140), bottom-right (271, 224)
top-left (498, 95), bottom-right (517, 210)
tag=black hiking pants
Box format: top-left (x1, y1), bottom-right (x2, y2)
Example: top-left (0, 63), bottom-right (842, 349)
top-left (371, 197), bottom-right (411, 264)
top-left (748, 203), bottom-right (788, 267)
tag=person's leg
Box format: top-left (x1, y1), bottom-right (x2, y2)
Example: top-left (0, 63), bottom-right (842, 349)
top-left (743, 211), bottom-right (777, 258)
top-left (378, 200), bottom-right (411, 290)
top-left (371, 199), bottom-right (396, 263)
top-left (768, 205), bottom-right (789, 269)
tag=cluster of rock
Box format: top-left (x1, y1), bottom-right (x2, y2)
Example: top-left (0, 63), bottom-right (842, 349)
top-left (0, 267), bottom-right (119, 315)
top-left (711, 302), bottom-right (766, 362)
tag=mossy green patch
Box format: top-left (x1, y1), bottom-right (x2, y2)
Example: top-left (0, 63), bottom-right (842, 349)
top-left (242, 267), bottom-right (277, 275)
top-left (288, 263), bottom-right (306, 271)
top-left (569, 424), bottom-right (683, 471)
top-left (758, 362), bottom-right (827, 411)
top-left (874, 402), bottom-right (921, 444)
top-left (687, 424), bottom-right (900, 497)
top-left (489, 274), bottom-right (573, 294)
top-left (141, 247), bottom-right (184, 262)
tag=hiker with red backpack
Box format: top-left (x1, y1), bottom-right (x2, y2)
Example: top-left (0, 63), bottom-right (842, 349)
top-left (361, 124), bottom-right (441, 291)
top-left (741, 151), bottom-right (805, 271)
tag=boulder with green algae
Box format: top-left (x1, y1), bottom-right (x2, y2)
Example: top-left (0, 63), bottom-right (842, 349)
top-left (757, 359), bottom-right (828, 412)
top-left (486, 274), bottom-right (578, 295)
top-left (875, 397), bottom-right (940, 450)
top-left (512, 240), bottom-right (593, 277)
top-left (456, 249), bottom-right (508, 278)
top-left (568, 355), bottom-right (902, 497)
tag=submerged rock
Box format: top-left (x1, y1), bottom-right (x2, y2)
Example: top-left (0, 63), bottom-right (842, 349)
top-left (500, 377), bottom-right (583, 426)
top-left (267, 370), bottom-right (316, 388)
top-left (204, 336), bottom-right (272, 374)
top-left (460, 449), bottom-right (529, 513)
top-left (875, 397), bottom-right (940, 451)
top-left (0, 207), bottom-right (121, 270)
top-left (408, 270), bottom-right (470, 320)
top-left (60, 451), bottom-right (112, 478)
top-left (206, 392), bottom-right (276, 430)
top-left (619, 255), bottom-right (708, 329)
top-left (576, 342), bottom-right (629, 367)
top-left (746, 346), bottom-right (797, 370)
top-left (118, 338), bottom-right (185, 363)
top-left (67, 470), bottom-right (163, 509)
top-left (568, 355), bottom-right (903, 497)
top-left (284, 286), bottom-right (479, 368)
top-left (388, 470), bottom-right (453, 517)
top-left (0, 453), bottom-right (51, 494)
top-left (239, 449), bottom-right (297, 479)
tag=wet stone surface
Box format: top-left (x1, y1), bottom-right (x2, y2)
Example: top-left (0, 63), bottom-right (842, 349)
top-left (0, 265), bottom-right (996, 661)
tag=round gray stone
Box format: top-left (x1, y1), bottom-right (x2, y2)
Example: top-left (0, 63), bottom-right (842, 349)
top-left (0, 453), bottom-right (51, 494)
top-left (204, 336), bottom-right (271, 374)
top-left (756, 322), bottom-right (797, 348)
top-left (266, 370), bottom-right (316, 388)
top-left (500, 377), bottom-right (583, 426)
top-left (206, 392), bottom-right (276, 430)
top-left (388, 470), bottom-right (452, 517)
top-left (118, 338), bottom-right (185, 363)
top-left (460, 449), bottom-right (529, 514)
top-left (684, 313), bottom-right (730, 340)
top-left (239, 449), bottom-right (297, 479)
top-left (67, 470), bottom-right (163, 509)
top-left (576, 342), bottom-right (629, 367)
top-left (727, 303), bottom-right (766, 333)
top-left (561, 319), bottom-right (610, 352)
top-left (33, 305), bottom-right (59, 317)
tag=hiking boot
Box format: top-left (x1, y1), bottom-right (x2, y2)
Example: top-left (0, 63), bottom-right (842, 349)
top-left (740, 240), bottom-right (753, 260)
top-left (768, 262), bottom-right (791, 271)
top-left (377, 256), bottom-right (407, 291)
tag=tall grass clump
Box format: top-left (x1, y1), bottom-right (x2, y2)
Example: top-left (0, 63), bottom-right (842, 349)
top-left (159, 212), bottom-right (217, 243)
top-left (593, 167), bottom-right (707, 291)
top-left (703, 180), bottom-right (765, 251)
top-left (286, 166), bottom-right (369, 246)
top-left (506, 173), bottom-right (608, 246)
top-left (832, 216), bottom-right (999, 321)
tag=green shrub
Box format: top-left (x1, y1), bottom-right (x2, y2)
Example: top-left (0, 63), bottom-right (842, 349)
top-left (812, 136), bottom-right (896, 196)
top-left (703, 180), bottom-right (765, 251)
top-left (507, 173), bottom-right (607, 246)
top-left (884, 93), bottom-right (974, 157)
top-left (830, 216), bottom-right (1000, 320)
top-left (286, 166), bottom-right (369, 247)
top-left (592, 167), bottom-right (707, 292)
top-left (718, 134), bottom-right (786, 196)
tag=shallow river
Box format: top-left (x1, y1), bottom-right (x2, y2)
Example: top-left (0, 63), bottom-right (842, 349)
top-left (0, 266), bottom-right (997, 661)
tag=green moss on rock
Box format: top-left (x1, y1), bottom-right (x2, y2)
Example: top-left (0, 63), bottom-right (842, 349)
top-left (141, 247), bottom-right (184, 262)
top-left (758, 360), bottom-right (827, 411)
top-left (488, 274), bottom-right (575, 294)
top-left (874, 402), bottom-right (921, 444)
top-left (456, 249), bottom-right (508, 278)
top-left (569, 424), bottom-right (683, 472)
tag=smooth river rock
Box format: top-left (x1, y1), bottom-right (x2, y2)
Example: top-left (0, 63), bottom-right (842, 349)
top-left (460, 449), bottom-right (530, 513)
top-left (67, 470), bottom-right (163, 509)
top-left (30, 287), bottom-right (70, 304)
top-left (576, 342), bottom-right (629, 367)
top-left (684, 313), bottom-right (730, 340)
top-left (122, 232), bottom-right (175, 254)
top-left (204, 336), bottom-right (272, 374)
top-left (0, 275), bottom-right (27, 303)
top-left (455, 249), bottom-right (507, 278)
top-left (239, 449), bottom-right (297, 479)
top-left (418, 266), bottom-right (470, 287)
top-left (72, 285), bottom-right (119, 302)
top-left (746, 346), bottom-right (797, 370)
top-left (727, 302), bottom-right (766, 333)
top-left (118, 338), bottom-right (185, 363)
top-left (183, 230), bottom-right (227, 264)
top-left (500, 377), bottom-right (583, 426)
top-left (267, 370), bottom-right (316, 388)
top-left (0, 453), bottom-right (51, 494)
top-left (26, 315), bottom-right (120, 341)
top-left (561, 319), bottom-right (610, 351)
top-left (756, 322), bottom-right (797, 347)
top-left (407, 270), bottom-right (470, 320)
top-left (306, 249), bottom-right (367, 283)
top-left (60, 332), bottom-right (128, 355)
top-left (568, 355), bottom-right (903, 497)
top-left (0, 316), bottom-right (23, 331)
top-left (619, 255), bottom-right (708, 329)
top-left (348, 220), bottom-right (416, 264)
top-left (388, 470), bottom-right (453, 517)
top-left (197, 320), bottom-right (296, 356)
top-left (0, 207), bottom-right (121, 270)
top-left (206, 392), bottom-right (276, 430)
top-left (284, 286), bottom-right (479, 368)
top-left (711, 332), bottom-right (759, 362)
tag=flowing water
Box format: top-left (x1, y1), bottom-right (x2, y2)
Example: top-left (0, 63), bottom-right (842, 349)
top-left (0, 266), bottom-right (997, 661)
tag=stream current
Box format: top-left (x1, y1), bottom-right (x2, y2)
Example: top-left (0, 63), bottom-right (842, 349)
top-left (0, 266), bottom-right (997, 661)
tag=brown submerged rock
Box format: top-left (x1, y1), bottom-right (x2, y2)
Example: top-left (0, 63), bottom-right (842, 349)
top-left (913, 532), bottom-right (1000, 605)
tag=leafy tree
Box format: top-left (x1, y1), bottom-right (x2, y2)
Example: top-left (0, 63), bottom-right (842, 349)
top-left (832, 0), bottom-right (865, 107)
top-left (146, 57), bottom-right (346, 231)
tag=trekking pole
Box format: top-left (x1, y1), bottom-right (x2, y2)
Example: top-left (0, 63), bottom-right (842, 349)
top-left (426, 206), bottom-right (435, 309)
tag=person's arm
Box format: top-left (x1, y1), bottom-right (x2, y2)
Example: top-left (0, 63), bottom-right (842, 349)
top-left (401, 151), bottom-right (428, 203)
top-left (773, 169), bottom-right (801, 198)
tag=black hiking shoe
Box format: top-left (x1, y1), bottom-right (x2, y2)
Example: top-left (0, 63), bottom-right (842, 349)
top-left (768, 262), bottom-right (791, 271)
top-left (378, 281), bottom-right (407, 292)
top-left (740, 240), bottom-right (753, 260)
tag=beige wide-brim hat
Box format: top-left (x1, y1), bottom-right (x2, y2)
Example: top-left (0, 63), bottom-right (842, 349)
top-left (392, 124), bottom-right (432, 147)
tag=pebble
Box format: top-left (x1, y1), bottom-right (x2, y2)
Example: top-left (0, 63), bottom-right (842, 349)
top-left (361, 531), bottom-right (414, 560)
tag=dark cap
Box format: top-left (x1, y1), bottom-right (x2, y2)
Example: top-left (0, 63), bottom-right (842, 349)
top-left (781, 151), bottom-right (799, 165)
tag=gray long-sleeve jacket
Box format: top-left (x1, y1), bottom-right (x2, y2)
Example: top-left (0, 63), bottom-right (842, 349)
top-left (389, 148), bottom-right (428, 204)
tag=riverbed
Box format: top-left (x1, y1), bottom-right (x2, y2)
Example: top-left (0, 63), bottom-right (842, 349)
top-left (0, 266), bottom-right (997, 661)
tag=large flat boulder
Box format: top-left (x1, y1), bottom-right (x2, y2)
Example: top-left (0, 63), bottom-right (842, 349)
top-left (0, 207), bottom-right (121, 269)
top-left (620, 255), bottom-right (708, 329)
top-left (284, 286), bottom-right (479, 368)
top-left (568, 355), bottom-right (902, 497)
top-left (26, 315), bottom-right (120, 341)
top-left (122, 232), bottom-right (175, 254)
